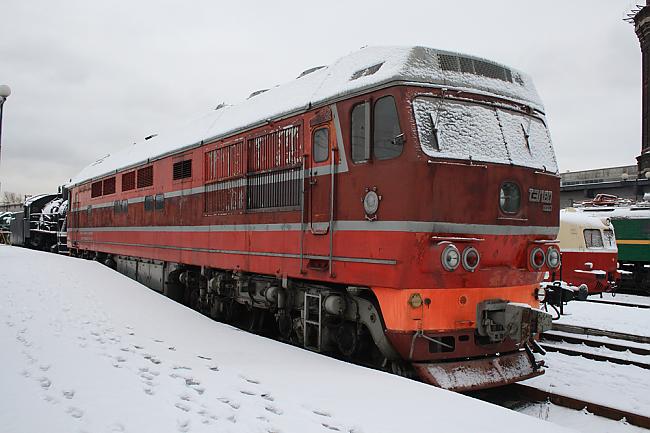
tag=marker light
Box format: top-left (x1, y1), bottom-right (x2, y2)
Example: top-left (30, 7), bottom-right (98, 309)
top-left (408, 293), bottom-right (423, 308)
top-left (461, 247), bottom-right (480, 272)
top-left (530, 247), bottom-right (546, 270)
top-left (441, 244), bottom-right (460, 271)
top-left (546, 247), bottom-right (561, 269)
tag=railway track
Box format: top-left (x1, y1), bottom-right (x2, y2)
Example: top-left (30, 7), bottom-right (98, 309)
top-left (585, 298), bottom-right (650, 309)
top-left (540, 324), bottom-right (650, 370)
top-left (492, 384), bottom-right (650, 430)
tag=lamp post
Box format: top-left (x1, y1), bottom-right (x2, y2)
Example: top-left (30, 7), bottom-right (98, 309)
top-left (0, 84), bottom-right (11, 164)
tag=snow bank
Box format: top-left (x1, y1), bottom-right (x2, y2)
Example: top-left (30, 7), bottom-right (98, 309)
top-left (0, 246), bottom-right (570, 433)
top-left (556, 301), bottom-right (650, 337)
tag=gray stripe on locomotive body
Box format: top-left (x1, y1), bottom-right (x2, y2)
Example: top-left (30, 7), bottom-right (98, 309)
top-left (72, 239), bottom-right (397, 266)
top-left (69, 220), bottom-right (558, 236)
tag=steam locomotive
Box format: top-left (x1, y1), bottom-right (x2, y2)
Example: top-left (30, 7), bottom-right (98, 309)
top-left (58, 46), bottom-right (559, 391)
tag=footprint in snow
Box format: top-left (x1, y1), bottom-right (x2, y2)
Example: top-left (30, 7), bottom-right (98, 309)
top-left (240, 375), bottom-right (260, 384)
top-left (208, 365), bottom-right (219, 372)
top-left (39, 364), bottom-right (50, 372)
top-left (67, 406), bottom-right (84, 419)
top-left (174, 402), bottom-right (191, 412)
top-left (177, 419), bottom-right (190, 433)
top-left (240, 390), bottom-right (256, 396)
top-left (261, 393), bottom-right (274, 402)
top-left (197, 355), bottom-right (211, 360)
top-left (39, 377), bottom-right (52, 390)
top-left (62, 389), bottom-right (75, 399)
top-left (217, 397), bottom-right (240, 410)
top-left (265, 405), bottom-right (283, 416)
top-left (322, 423), bottom-right (341, 431)
top-left (172, 365), bottom-right (192, 371)
top-left (313, 409), bottom-right (332, 417)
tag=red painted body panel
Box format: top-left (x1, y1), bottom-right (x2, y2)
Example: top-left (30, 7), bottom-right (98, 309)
top-left (68, 84), bottom-right (560, 367)
top-left (560, 251), bottom-right (620, 294)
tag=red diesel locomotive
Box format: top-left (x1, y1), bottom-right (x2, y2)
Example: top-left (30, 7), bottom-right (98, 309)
top-left (67, 46), bottom-right (558, 391)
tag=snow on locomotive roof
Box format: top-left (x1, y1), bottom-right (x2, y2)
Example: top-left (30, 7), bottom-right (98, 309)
top-left (69, 46), bottom-right (544, 186)
top-left (561, 208), bottom-right (612, 229)
top-left (578, 205), bottom-right (650, 220)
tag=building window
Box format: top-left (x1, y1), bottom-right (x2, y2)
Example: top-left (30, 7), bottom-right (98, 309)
top-left (91, 181), bottom-right (103, 198)
top-left (137, 166), bottom-right (153, 188)
top-left (312, 127), bottom-right (329, 163)
top-left (173, 159), bottom-right (192, 180)
top-left (351, 102), bottom-right (369, 163)
top-left (584, 229), bottom-right (604, 248)
top-left (122, 171), bottom-right (136, 191)
top-left (155, 193), bottom-right (165, 210)
top-left (144, 195), bottom-right (154, 211)
top-left (103, 177), bottom-right (116, 195)
top-left (373, 95), bottom-right (402, 160)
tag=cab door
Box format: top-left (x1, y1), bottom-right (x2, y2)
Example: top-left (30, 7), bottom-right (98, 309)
top-left (303, 107), bottom-right (335, 271)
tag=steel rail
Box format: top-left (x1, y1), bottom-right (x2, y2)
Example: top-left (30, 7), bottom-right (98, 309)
top-left (539, 342), bottom-right (650, 370)
top-left (585, 298), bottom-right (650, 309)
top-left (551, 323), bottom-right (650, 345)
top-left (542, 331), bottom-right (650, 356)
top-left (507, 383), bottom-right (650, 429)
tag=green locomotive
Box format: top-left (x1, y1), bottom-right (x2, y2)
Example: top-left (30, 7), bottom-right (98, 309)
top-left (581, 205), bottom-right (650, 293)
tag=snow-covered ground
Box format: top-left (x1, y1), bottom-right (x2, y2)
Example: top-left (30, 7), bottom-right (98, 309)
top-left (589, 292), bottom-right (650, 307)
top-left (555, 299), bottom-right (650, 336)
top-left (519, 402), bottom-right (648, 433)
top-left (524, 351), bottom-right (650, 417)
top-left (522, 296), bottom-right (650, 423)
top-left (0, 246), bottom-right (572, 433)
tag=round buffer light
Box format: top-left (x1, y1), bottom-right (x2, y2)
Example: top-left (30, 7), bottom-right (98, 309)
top-left (441, 244), bottom-right (461, 271)
top-left (534, 287), bottom-right (546, 302)
top-left (408, 293), bottom-right (423, 308)
top-left (530, 247), bottom-right (546, 270)
top-left (546, 246), bottom-right (561, 269)
top-left (461, 247), bottom-right (480, 272)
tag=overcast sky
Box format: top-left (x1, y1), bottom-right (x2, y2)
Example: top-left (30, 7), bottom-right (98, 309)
top-left (0, 0), bottom-right (643, 196)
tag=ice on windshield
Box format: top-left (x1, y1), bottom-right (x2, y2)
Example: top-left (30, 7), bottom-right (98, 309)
top-left (413, 97), bottom-right (558, 172)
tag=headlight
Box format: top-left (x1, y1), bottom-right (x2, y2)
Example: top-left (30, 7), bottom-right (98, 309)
top-left (530, 247), bottom-right (546, 270)
top-left (534, 287), bottom-right (546, 302)
top-left (461, 247), bottom-right (480, 272)
top-left (408, 293), bottom-right (423, 308)
top-left (441, 244), bottom-right (460, 271)
top-left (546, 247), bottom-right (561, 269)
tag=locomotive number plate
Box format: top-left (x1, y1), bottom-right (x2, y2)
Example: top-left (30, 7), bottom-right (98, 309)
top-left (528, 188), bottom-right (552, 204)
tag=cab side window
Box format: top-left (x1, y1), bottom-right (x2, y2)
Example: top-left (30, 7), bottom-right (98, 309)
top-left (313, 127), bottom-right (329, 163)
top-left (373, 95), bottom-right (402, 160)
top-left (351, 102), bottom-right (370, 162)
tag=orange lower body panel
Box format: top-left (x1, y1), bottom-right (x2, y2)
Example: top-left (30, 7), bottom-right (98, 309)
top-left (372, 285), bottom-right (540, 332)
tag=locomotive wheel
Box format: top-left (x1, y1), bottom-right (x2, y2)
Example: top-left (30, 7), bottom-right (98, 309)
top-left (336, 322), bottom-right (360, 358)
top-left (277, 312), bottom-right (293, 340)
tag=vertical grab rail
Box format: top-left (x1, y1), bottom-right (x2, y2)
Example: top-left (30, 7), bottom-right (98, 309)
top-left (299, 153), bottom-right (307, 274)
top-left (328, 145), bottom-right (336, 276)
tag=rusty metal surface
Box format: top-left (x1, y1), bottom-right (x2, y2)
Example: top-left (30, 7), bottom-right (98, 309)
top-left (551, 323), bottom-right (650, 344)
top-left (540, 343), bottom-right (650, 370)
top-left (543, 331), bottom-right (650, 356)
top-left (509, 383), bottom-right (650, 430)
top-left (413, 350), bottom-right (543, 392)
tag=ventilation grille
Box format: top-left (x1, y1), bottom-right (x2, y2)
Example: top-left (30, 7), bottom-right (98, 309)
top-left (91, 181), bottom-right (102, 198)
top-left (102, 177), bottom-right (116, 195)
top-left (173, 159), bottom-right (192, 180)
top-left (137, 166), bottom-right (153, 188)
top-left (438, 53), bottom-right (523, 85)
top-left (122, 171), bottom-right (136, 191)
top-left (350, 63), bottom-right (383, 81)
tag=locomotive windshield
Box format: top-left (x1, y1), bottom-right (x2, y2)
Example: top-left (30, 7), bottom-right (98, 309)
top-left (413, 96), bottom-right (557, 172)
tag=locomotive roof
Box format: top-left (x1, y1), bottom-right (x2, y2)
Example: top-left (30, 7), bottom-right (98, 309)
top-left (69, 46), bottom-right (545, 186)
top-left (561, 208), bottom-right (612, 230)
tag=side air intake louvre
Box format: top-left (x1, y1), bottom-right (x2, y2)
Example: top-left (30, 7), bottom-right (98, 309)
top-left (437, 53), bottom-right (521, 85)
